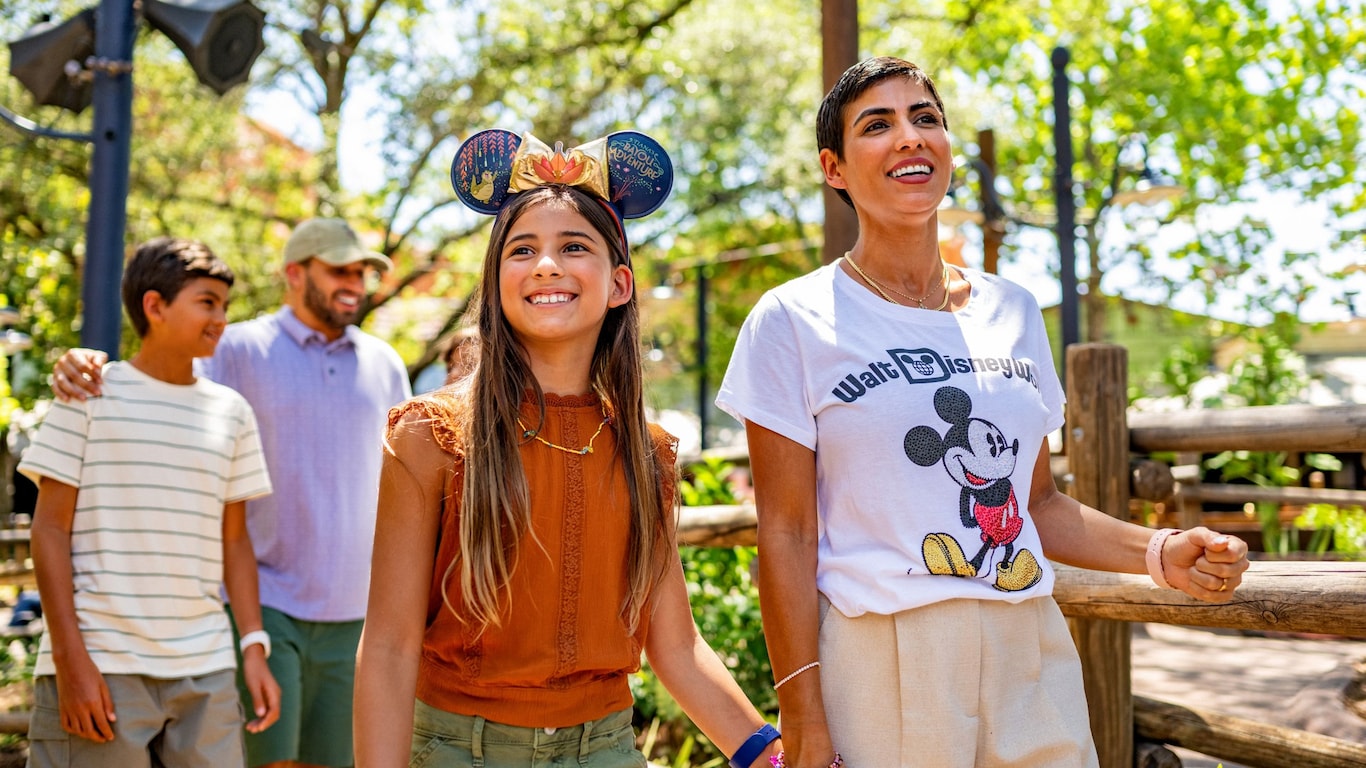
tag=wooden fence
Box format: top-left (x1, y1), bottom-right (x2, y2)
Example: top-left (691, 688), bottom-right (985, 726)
top-left (677, 343), bottom-right (1366, 768)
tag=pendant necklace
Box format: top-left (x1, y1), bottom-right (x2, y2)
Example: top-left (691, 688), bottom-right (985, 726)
top-left (845, 252), bottom-right (951, 311)
top-left (518, 409), bottom-right (612, 456)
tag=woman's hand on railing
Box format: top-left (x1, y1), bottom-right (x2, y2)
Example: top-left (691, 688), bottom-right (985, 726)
top-left (1162, 527), bottom-right (1250, 602)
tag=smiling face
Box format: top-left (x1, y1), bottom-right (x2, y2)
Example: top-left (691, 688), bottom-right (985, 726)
top-left (152, 276), bottom-right (231, 359)
top-left (287, 258), bottom-right (369, 339)
top-left (944, 417), bottom-right (1020, 489)
top-left (819, 77), bottom-right (953, 225)
top-left (497, 199), bottom-right (632, 355)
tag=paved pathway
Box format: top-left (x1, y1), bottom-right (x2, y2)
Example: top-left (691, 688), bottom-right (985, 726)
top-left (1131, 622), bottom-right (1366, 767)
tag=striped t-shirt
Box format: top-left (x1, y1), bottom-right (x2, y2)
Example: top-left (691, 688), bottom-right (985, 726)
top-left (19, 361), bottom-right (272, 678)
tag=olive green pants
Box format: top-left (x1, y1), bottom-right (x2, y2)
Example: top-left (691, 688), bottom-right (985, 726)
top-left (408, 700), bottom-right (645, 768)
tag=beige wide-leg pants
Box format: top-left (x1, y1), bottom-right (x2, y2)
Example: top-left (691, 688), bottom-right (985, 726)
top-left (817, 595), bottom-right (1099, 768)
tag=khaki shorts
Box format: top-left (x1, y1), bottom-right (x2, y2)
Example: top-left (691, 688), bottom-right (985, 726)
top-left (408, 700), bottom-right (644, 768)
top-left (28, 670), bottom-right (244, 768)
top-left (817, 595), bottom-right (1099, 768)
top-left (231, 605), bottom-right (363, 767)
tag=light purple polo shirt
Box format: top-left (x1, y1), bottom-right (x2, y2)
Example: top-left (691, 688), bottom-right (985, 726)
top-left (199, 306), bottom-right (411, 621)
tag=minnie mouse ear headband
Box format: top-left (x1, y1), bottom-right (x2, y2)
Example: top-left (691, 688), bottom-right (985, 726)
top-left (450, 129), bottom-right (674, 225)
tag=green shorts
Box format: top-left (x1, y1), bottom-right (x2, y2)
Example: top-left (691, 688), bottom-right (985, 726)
top-left (28, 670), bottom-right (244, 768)
top-left (230, 605), bottom-right (363, 767)
top-left (409, 700), bottom-right (645, 768)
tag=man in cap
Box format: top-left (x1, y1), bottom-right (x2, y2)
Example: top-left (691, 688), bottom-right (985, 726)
top-left (52, 218), bottom-right (412, 768)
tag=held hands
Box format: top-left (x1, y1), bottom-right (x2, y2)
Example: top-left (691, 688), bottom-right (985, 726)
top-left (52, 348), bottom-right (107, 401)
top-left (55, 649), bottom-right (116, 742)
top-left (765, 721), bottom-right (837, 768)
top-left (241, 646), bottom-right (281, 733)
top-left (1159, 526), bottom-right (1250, 603)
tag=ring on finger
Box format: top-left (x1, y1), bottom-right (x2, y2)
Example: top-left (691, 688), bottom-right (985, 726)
top-left (1218, 578), bottom-right (1228, 592)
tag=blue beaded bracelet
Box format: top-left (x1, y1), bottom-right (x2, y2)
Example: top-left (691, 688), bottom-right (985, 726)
top-left (730, 723), bottom-right (781, 768)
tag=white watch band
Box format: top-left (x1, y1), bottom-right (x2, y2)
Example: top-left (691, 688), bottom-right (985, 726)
top-left (239, 629), bottom-right (271, 659)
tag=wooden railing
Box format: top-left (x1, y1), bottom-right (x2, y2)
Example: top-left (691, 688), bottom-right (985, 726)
top-left (0, 528), bottom-right (32, 588)
top-left (676, 343), bottom-right (1366, 768)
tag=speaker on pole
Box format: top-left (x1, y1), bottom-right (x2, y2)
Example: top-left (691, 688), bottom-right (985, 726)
top-left (6, 9), bottom-right (97, 113)
top-left (143, 0), bottom-right (265, 95)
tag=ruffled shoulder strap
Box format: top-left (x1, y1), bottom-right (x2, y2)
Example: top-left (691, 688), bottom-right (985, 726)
top-left (647, 422), bottom-right (679, 468)
top-left (647, 422), bottom-right (681, 517)
top-left (387, 389), bottom-right (466, 456)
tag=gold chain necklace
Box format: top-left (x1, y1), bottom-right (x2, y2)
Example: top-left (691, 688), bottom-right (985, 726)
top-left (844, 252), bottom-right (951, 311)
top-left (518, 409), bottom-right (611, 456)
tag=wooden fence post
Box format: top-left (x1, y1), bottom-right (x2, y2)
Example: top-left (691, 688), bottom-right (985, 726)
top-left (1065, 343), bottom-right (1132, 768)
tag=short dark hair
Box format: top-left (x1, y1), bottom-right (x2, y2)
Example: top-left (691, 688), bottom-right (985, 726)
top-left (816, 56), bottom-right (949, 208)
top-left (122, 237), bottom-right (235, 337)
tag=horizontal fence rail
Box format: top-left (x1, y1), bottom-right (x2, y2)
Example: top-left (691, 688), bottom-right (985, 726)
top-left (1129, 403), bottom-right (1366, 454)
top-left (1177, 483), bottom-right (1366, 508)
top-left (1051, 562), bottom-right (1366, 638)
top-left (673, 505), bottom-right (1366, 638)
top-left (1134, 696), bottom-right (1366, 768)
top-left (676, 505), bottom-right (757, 547)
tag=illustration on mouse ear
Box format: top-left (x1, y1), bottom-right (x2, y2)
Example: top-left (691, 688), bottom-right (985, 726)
top-left (605, 131), bottom-right (673, 220)
top-left (450, 129), bottom-right (522, 215)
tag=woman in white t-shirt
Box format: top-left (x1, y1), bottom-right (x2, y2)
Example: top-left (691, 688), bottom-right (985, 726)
top-left (716, 56), bottom-right (1250, 768)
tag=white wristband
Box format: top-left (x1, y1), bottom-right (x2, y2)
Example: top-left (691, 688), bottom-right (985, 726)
top-left (239, 629), bottom-right (271, 659)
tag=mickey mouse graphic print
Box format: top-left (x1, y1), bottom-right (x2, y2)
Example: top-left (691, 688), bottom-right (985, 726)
top-left (907, 385), bottom-right (1038, 591)
top-left (717, 263), bottom-right (1065, 618)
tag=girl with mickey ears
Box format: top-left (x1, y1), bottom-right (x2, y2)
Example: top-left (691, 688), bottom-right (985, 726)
top-left (717, 57), bottom-right (1250, 767)
top-left (353, 130), bottom-right (781, 768)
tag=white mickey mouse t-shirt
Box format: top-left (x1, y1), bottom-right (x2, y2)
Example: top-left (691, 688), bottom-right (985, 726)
top-left (717, 262), bottom-right (1066, 617)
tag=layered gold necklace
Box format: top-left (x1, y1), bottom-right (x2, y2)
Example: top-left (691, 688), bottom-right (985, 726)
top-left (518, 409), bottom-right (612, 456)
top-left (844, 252), bottom-right (952, 311)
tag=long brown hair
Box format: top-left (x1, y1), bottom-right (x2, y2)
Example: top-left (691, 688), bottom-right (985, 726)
top-left (445, 184), bottom-right (673, 635)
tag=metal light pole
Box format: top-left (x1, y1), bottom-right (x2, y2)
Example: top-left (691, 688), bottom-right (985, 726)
top-left (696, 266), bottom-right (709, 451)
top-left (81, 0), bottom-right (138, 357)
top-left (1051, 45), bottom-right (1080, 354)
top-left (6, 0), bottom-right (265, 358)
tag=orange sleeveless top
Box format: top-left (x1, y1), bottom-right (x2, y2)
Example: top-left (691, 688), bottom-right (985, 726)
top-left (387, 391), bottom-right (678, 728)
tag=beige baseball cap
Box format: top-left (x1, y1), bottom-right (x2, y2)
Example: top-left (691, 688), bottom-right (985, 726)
top-left (283, 218), bottom-right (393, 272)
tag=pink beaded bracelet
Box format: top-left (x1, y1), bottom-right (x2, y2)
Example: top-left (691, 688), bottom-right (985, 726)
top-left (1146, 528), bottom-right (1178, 590)
top-left (770, 751), bottom-right (842, 767)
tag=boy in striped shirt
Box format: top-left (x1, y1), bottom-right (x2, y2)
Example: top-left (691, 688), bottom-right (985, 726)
top-left (21, 237), bottom-right (280, 766)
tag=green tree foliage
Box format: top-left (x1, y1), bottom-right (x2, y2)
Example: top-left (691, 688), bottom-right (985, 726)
top-left (240, 0), bottom-right (828, 378)
top-left (5, 0), bottom-right (1364, 402)
top-left (1, 9), bottom-right (316, 416)
top-left (864, 0), bottom-right (1365, 340)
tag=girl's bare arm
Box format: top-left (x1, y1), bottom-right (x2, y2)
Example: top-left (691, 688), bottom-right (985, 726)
top-left (354, 413), bottom-right (444, 767)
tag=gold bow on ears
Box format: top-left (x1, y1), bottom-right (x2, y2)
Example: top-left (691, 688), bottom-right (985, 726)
top-left (508, 133), bottom-right (610, 200)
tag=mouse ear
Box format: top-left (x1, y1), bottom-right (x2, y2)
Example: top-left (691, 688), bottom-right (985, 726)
top-left (604, 131), bottom-right (673, 220)
top-left (933, 386), bottom-right (972, 424)
top-left (904, 425), bottom-right (946, 467)
top-left (451, 129), bottom-right (522, 215)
